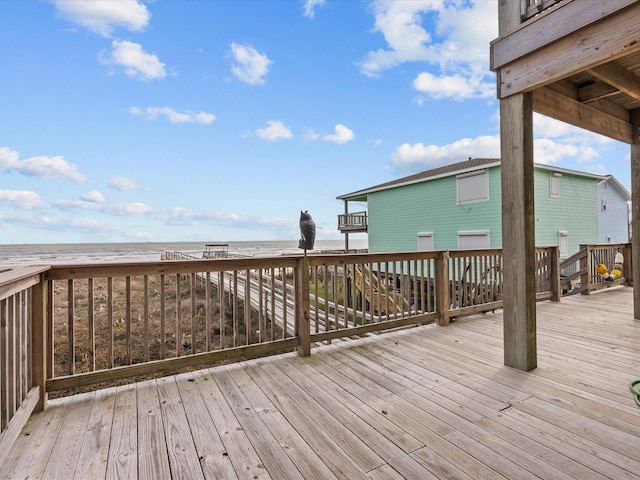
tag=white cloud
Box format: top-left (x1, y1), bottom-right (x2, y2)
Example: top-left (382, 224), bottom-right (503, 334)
top-left (82, 190), bottom-right (105, 203)
top-left (54, 0), bottom-right (150, 37)
top-left (303, 0), bottom-right (326, 18)
top-left (109, 176), bottom-right (149, 191)
top-left (533, 138), bottom-right (600, 165)
top-left (0, 146), bottom-right (87, 183)
top-left (413, 71), bottom-right (494, 100)
top-left (392, 135), bottom-right (500, 172)
top-left (358, 0), bottom-right (497, 100)
top-left (256, 120), bottom-right (293, 141)
top-left (358, 1), bottom-right (437, 77)
top-left (391, 128), bottom-right (606, 173)
top-left (230, 43), bottom-right (272, 85)
top-left (323, 124), bottom-right (355, 144)
top-left (130, 106), bottom-right (215, 124)
top-left (55, 199), bottom-right (153, 216)
top-left (0, 190), bottom-right (45, 210)
top-left (101, 40), bottom-right (166, 81)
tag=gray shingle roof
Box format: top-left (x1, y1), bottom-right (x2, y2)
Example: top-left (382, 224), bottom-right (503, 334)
top-left (337, 158), bottom-right (499, 201)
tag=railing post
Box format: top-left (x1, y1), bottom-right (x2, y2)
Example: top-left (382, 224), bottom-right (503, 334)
top-left (549, 246), bottom-right (561, 301)
top-left (435, 250), bottom-right (450, 326)
top-left (31, 273), bottom-right (48, 412)
top-left (296, 256), bottom-right (311, 356)
top-left (623, 242), bottom-right (633, 286)
top-left (580, 244), bottom-right (591, 295)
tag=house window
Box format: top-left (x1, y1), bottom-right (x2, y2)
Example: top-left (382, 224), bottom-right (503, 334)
top-left (457, 230), bottom-right (490, 249)
top-left (417, 232), bottom-right (434, 251)
top-left (457, 170), bottom-right (489, 204)
top-left (558, 231), bottom-right (569, 257)
top-left (550, 172), bottom-right (561, 198)
top-left (602, 198), bottom-right (607, 212)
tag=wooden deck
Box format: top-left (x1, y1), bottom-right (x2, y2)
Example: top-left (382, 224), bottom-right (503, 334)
top-left (2, 286), bottom-right (639, 479)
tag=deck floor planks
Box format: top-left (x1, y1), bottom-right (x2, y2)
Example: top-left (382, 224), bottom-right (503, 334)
top-left (472, 413), bottom-right (605, 480)
top-left (224, 363), bottom-right (339, 480)
top-left (174, 371), bottom-right (238, 480)
top-left (323, 344), bottom-right (561, 480)
top-left (190, 367), bottom-right (270, 479)
top-left (105, 384), bottom-right (138, 480)
top-left (6, 394), bottom-right (73, 480)
top-left (41, 391), bottom-right (95, 480)
top-left (73, 387), bottom-right (117, 480)
top-left (503, 404), bottom-right (640, 479)
top-left (213, 366), bottom-right (305, 480)
top-left (2, 288), bottom-right (640, 479)
top-left (155, 376), bottom-right (206, 480)
top-left (311, 346), bottom-right (505, 479)
top-left (267, 356), bottom-right (435, 480)
top-left (249, 357), bottom-right (386, 474)
top-left (281, 354), bottom-right (425, 454)
top-left (242, 358), bottom-right (371, 480)
top-left (0, 409), bottom-right (44, 478)
top-left (136, 380), bottom-right (171, 480)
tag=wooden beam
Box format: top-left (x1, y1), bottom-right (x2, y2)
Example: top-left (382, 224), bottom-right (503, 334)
top-left (491, 0), bottom-right (635, 70)
top-left (631, 109), bottom-right (640, 319)
top-left (532, 86), bottom-right (633, 144)
top-left (494, 2), bottom-right (640, 98)
top-left (578, 82), bottom-right (619, 103)
top-left (588, 61), bottom-right (640, 102)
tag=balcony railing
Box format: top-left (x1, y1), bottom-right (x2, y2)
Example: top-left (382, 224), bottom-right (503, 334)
top-left (338, 211), bottom-right (368, 233)
top-left (521, 0), bottom-right (564, 21)
top-left (4, 243), bottom-right (628, 462)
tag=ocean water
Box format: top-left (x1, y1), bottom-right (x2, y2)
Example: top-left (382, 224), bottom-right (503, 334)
top-left (0, 239), bottom-right (368, 268)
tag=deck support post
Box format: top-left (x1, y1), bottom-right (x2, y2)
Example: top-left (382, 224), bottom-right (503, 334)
top-left (498, 0), bottom-right (537, 371)
top-left (500, 91), bottom-right (537, 371)
top-left (296, 256), bottom-right (311, 356)
top-left (32, 273), bottom-right (48, 411)
top-left (631, 108), bottom-right (640, 319)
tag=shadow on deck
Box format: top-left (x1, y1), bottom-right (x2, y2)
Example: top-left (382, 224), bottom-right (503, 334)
top-left (2, 287), bottom-right (639, 479)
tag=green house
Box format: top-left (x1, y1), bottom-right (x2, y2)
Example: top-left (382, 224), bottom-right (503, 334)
top-left (337, 158), bottom-right (630, 257)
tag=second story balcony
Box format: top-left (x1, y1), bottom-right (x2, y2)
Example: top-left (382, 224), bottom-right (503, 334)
top-left (338, 211), bottom-right (368, 233)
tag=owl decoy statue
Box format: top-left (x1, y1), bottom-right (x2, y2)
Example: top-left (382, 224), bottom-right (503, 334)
top-left (298, 210), bottom-right (316, 251)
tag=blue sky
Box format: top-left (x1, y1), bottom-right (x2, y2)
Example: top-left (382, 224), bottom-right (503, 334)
top-left (0, 0), bottom-right (632, 244)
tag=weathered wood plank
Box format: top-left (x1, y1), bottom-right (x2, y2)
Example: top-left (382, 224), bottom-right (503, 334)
top-left (225, 364), bottom-right (337, 480)
top-left (175, 371), bottom-right (239, 480)
top-left (193, 367), bottom-right (270, 479)
top-left (214, 367), bottom-right (304, 480)
top-left (41, 391), bottom-right (95, 480)
top-left (243, 358), bottom-right (371, 480)
top-left (5, 395), bottom-right (73, 479)
top-left (73, 387), bottom-right (117, 480)
top-left (136, 380), bottom-right (171, 480)
top-left (106, 384), bottom-right (137, 480)
top-left (156, 376), bottom-right (205, 480)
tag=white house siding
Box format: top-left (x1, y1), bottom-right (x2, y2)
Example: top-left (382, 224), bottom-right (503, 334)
top-left (597, 180), bottom-right (630, 243)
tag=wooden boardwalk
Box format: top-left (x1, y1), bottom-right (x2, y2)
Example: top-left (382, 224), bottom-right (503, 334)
top-left (2, 287), bottom-right (639, 479)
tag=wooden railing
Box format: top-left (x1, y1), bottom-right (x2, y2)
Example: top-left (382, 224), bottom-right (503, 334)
top-left (0, 246), bottom-right (567, 457)
top-left (560, 243), bottom-right (632, 295)
top-left (0, 266), bottom-right (48, 466)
